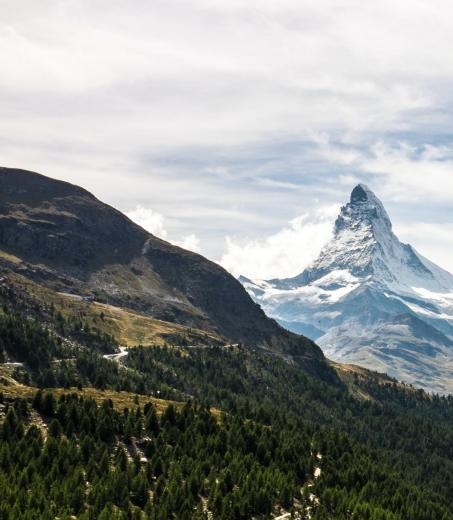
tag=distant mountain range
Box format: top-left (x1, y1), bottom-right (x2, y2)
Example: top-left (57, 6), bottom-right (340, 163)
top-left (241, 184), bottom-right (453, 393)
top-left (0, 167), bottom-right (327, 376)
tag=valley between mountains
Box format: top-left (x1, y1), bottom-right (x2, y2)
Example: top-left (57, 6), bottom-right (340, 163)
top-left (2, 168), bottom-right (453, 519)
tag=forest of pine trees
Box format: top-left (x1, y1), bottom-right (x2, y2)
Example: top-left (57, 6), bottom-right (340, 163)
top-left (0, 392), bottom-right (313, 519)
top-left (2, 290), bottom-right (453, 517)
top-left (1, 389), bottom-right (453, 519)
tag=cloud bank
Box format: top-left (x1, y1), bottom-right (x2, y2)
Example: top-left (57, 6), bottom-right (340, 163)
top-left (1, 1), bottom-right (453, 278)
top-left (220, 206), bottom-right (338, 278)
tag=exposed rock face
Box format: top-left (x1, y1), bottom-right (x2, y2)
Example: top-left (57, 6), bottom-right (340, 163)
top-left (0, 167), bottom-right (145, 272)
top-left (242, 185), bottom-right (453, 393)
top-left (0, 167), bottom-right (328, 376)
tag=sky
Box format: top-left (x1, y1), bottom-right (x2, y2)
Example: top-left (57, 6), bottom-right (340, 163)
top-left (1, 0), bottom-right (453, 279)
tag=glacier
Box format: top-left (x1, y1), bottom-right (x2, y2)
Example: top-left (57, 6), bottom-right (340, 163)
top-left (241, 184), bottom-right (453, 394)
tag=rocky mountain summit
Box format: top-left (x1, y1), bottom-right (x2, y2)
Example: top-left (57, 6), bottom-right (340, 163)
top-left (242, 185), bottom-right (453, 393)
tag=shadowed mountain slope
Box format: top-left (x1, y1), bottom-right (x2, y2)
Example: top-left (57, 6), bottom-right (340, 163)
top-left (0, 167), bottom-right (328, 375)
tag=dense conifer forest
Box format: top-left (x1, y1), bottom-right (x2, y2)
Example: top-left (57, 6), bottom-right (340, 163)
top-left (2, 285), bottom-right (453, 518)
top-left (2, 386), bottom-right (453, 520)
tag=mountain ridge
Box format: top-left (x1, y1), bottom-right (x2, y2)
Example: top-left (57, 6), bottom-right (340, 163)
top-left (242, 184), bottom-right (453, 393)
top-left (0, 166), bottom-right (329, 377)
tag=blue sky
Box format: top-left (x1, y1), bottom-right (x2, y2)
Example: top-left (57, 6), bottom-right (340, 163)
top-left (1, 0), bottom-right (453, 278)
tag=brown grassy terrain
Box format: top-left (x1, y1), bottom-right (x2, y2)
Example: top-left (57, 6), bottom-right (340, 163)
top-left (0, 250), bottom-right (23, 265)
top-left (3, 269), bottom-right (225, 347)
top-left (331, 360), bottom-right (421, 400)
top-left (0, 379), bottom-right (179, 413)
top-left (0, 379), bottom-right (223, 420)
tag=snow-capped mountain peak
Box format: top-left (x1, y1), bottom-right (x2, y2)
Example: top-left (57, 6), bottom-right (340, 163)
top-left (336, 183), bottom-right (392, 235)
top-left (241, 185), bottom-right (453, 394)
top-left (285, 184), bottom-right (450, 293)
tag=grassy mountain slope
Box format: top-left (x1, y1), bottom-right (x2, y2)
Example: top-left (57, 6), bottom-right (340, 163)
top-left (0, 167), bottom-right (327, 376)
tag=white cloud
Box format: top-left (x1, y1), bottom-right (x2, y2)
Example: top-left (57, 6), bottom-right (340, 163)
top-left (363, 142), bottom-right (453, 202)
top-left (126, 205), bottom-right (201, 253)
top-left (312, 138), bottom-right (453, 203)
top-left (126, 206), bottom-right (168, 238)
top-left (220, 205), bottom-right (338, 279)
top-left (176, 234), bottom-right (201, 253)
top-left (1, 0), bottom-right (452, 164)
top-left (1, 0), bottom-right (453, 276)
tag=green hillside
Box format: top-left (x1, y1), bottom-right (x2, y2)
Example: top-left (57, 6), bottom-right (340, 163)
top-left (1, 295), bottom-right (453, 519)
